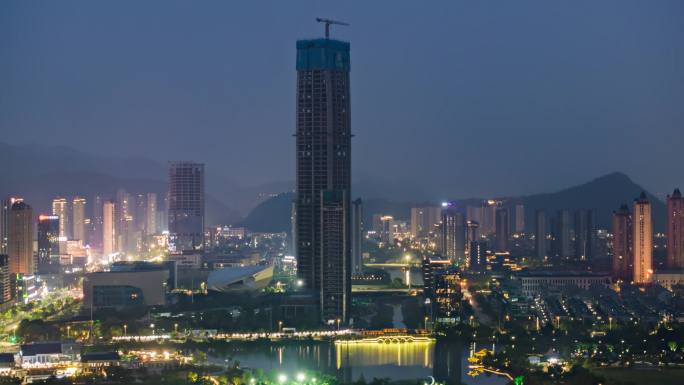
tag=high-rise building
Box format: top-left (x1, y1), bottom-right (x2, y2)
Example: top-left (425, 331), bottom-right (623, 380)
top-left (633, 192), bottom-right (653, 284)
top-left (351, 198), bottom-right (363, 273)
top-left (37, 215), bottom-right (60, 274)
top-left (574, 209), bottom-right (596, 261)
top-left (8, 200), bottom-right (35, 275)
top-left (91, 195), bottom-right (104, 249)
top-left (666, 188), bottom-right (684, 269)
top-left (102, 200), bottom-right (116, 256)
top-left (612, 205), bottom-right (633, 282)
top-left (495, 208), bottom-right (510, 252)
top-left (469, 240), bottom-right (487, 271)
top-left (290, 200), bottom-right (297, 255)
top-left (168, 162), bottom-right (205, 251)
top-left (467, 220), bottom-right (480, 244)
top-left (380, 216), bottom-right (394, 245)
top-left (52, 197), bottom-right (69, 239)
top-left (466, 206), bottom-right (483, 240)
top-left (552, 210), bottom-right (573, 259)
top-left (535, 210), bottom-right (547, 259)
top-left (1, 197), bottom-right (23, 254)
top-left (116, 189), bottom-right (134, 253)
top-left (295, 36), bottom-right (351, 323)
top-left (514, 204), bottom-right (525, 233)
top-left (72, 197), bottom-right (86, 242)
top-left (134, 193), bottom-right (146, 233)
top-left (0, 255), bottom-right (11, 303)
top-left (440, 204), bottom-right (465, 263)
top-left (480, 201), bottom-right (499, 236)
top-left (422, 256), bottom-right (451, 298)
top-left (146, 193), bottom-right (158, 236)
top-left (410, 206), bottom-right (441, 238)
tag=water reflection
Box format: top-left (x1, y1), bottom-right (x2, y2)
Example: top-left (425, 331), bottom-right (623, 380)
top-left (336, 340), bottom-right (433, 382)
top-left (209, 339), bottom-right (508, 385)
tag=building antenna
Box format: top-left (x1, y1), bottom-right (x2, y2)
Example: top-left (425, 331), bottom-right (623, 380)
top-left (315, 18), bottom-right (349, 39)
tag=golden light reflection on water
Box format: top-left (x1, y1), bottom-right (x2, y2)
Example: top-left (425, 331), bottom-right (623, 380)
top-left (335, 341), bottom-right (435, 370)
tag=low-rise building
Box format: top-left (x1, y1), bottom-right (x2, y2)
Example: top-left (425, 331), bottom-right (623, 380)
top-left (516, 270), bottom-right (611, 297)
top-left (81, 352), bottom-right (120, 369)
top-left (19, 342), bottom-right (79, 368)
top-left (83, 268), bottom-right (169, 310)
top-left (0, 353), bottom-right (16, 374)
top-left (653, 271), bottom-right (684, 290)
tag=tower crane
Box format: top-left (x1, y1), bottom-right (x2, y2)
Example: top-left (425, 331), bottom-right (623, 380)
top-left (315, 18), bottom-right (349, 39)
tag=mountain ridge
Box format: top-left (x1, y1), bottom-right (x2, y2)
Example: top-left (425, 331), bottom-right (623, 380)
top-left (240, 171), bottom-right (668, 233)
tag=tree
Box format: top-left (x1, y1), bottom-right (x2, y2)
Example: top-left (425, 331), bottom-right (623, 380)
top-left (17, 319), bottom-right (59, 342)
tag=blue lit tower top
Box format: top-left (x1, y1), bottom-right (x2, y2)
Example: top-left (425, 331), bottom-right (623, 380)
top-left (296, 39), bottom-right (350, 72)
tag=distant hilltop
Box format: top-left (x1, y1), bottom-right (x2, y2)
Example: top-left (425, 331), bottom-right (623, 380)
top-left (240, 172), bottom-right (666, 233)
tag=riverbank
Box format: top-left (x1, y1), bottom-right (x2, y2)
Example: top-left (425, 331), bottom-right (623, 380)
top-left (592, 367), bottom-right (684, 385)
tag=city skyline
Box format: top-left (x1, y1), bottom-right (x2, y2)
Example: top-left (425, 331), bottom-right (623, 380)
top-left (0, 3), bottom-right (683, 384)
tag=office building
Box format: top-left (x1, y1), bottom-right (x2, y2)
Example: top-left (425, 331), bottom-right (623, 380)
top-left (51, 197), bottom-right (69, 240)
top-left (295, 36), bottom-right (351, 323)
top-left (574, 209), bottom-right (596, 261)
top-left (8, 200), bottom-right (35, 275)
top-left (535, 210), bottom-right (547, 259)
top-left (440, 204), bottom-right (465, 262)
top-left (72, 197), bottom-right (86, 242)
top-left (146, 192), bottom-right (158, 236)
top-left (612, 205), bottom-right (633, 282)
top-left (410, 206), bottom-right (441, 238)
top-left (633, 192), bottom-right (653, 284)
top-left (666, 188), bottom-right (684, 269)
top-left (169, 162), bottom-right (205, 251)
top-left (495, 208), bottom-right (510, 252)
top-left (102, 200), bottom-right (116, 256)
top-left (351, 198), bottom-right (363, 273)
top-left (37, 215), bottom-right (60, 274)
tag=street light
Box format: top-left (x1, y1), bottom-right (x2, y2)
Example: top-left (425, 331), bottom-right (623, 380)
top-left (174, 323), bottom-right (179, 334)
top-left (123, 324), bottom-right (127, 337)
top-left (278, 321), bottom-right (283, 332)
top-left (66, 326), bottom-right (71, 338)
top-left (150, 323), bottom-right (155, 336)
top-left (336, 318), bottom-right (341, 331)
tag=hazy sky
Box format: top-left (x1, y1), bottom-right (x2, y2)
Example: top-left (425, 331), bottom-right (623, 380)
top-left (1, 1), bottom-right (682, 199)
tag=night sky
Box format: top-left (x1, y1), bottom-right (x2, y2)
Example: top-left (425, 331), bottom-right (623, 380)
top-left (1, 1), bottom-right (682, 199)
